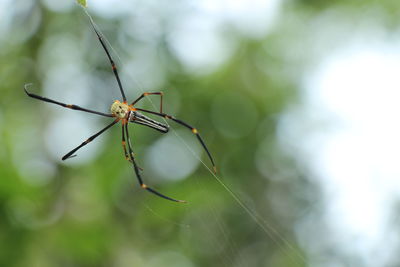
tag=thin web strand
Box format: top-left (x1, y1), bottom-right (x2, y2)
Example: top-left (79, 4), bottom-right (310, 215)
top-left (169, 131), bottom-right (307, 266)
top-left (144, 203), bottom-right (191, 228)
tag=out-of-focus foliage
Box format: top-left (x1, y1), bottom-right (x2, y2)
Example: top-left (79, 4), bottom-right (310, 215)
top-left (0, 1), bottom-right (399, 267)
top-left (77, 0), bottom-right (87, 8)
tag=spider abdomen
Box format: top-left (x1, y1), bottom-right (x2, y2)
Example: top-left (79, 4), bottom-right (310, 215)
top-left (130, 111), bottom-right (169, 133)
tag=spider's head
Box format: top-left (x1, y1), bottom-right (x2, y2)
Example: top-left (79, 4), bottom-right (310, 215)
top-left (111, 100), bottom-right (129, 119)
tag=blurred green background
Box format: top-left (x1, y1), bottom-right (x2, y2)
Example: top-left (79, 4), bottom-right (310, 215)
top-left (1, 0), bottom-right (400, 266)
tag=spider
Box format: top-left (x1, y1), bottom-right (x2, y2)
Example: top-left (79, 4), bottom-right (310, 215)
top-left (24, 20), bottom-right (216, 203)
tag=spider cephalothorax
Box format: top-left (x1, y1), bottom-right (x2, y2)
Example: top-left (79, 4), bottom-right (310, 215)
top-left (110, 100), bottom-right (130, 119)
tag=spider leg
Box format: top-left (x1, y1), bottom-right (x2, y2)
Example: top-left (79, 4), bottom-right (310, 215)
top-left (131, 92), bottom-right (164, 113)
top-left (135, 108), bottom-right (217, 174)
top-left (87, 18), bottom-right (127, 102)
top-left (121, 123), bottom-right (130, 161)
top-left (24, 85), bottom-right (114, 118)
top-left (62, 119), bottom-right (119, 160)
top-left (124, 122), bottom-right (186, 203)
top-left (121, 123), bottom-right (143, 171)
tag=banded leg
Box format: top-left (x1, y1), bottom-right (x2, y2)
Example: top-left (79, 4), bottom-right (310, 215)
top-left (62, 119), bottom-right (119, 160)
top-left (135, 108), bottom-right (217, 174)
top-left (121, 123), bottom-right (130, 161)
top-left (24, 85), bottom-right (113, 118)
top-left (121, 123), bottom-right (143, 170)
top-left (131, 92), bottom-right (164, 113)
top-left (87, 18), bottom-right (127, 102)
top-left (124, 123), bottom-right (185, 203)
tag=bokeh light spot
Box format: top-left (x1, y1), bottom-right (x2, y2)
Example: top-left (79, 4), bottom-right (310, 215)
top-left (45, 113), bottom-right (105, 165)
top-left (145, 129), bottom-right (202, 181)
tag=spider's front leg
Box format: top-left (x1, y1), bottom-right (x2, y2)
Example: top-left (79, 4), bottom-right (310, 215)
top-left (121, 123), bottom-right (143, 171)
top-left (24, 84), bottom-right (114, 118)
top-left (131, 92), bottom-right (164, 113)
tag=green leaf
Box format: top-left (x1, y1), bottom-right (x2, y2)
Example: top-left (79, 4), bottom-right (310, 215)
top-left (77, 0), bottom-right (87, 7)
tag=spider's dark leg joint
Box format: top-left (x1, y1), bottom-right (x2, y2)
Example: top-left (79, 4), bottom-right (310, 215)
top-left (171, 117), bottom-right (216, 173)
top-left (187, 126), bottom-right (217, 173)
top-left (66, 104), bottom-right (83, 110)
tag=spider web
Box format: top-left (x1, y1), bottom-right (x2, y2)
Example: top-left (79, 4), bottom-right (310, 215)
top-left (82, 7), bottom-right (306, 267)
